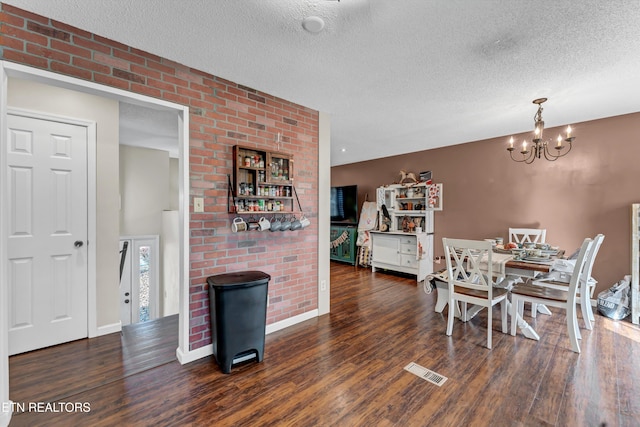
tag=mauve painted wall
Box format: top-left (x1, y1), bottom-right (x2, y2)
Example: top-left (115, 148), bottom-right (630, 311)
top-left (332, 112), bottom-right (640, 296)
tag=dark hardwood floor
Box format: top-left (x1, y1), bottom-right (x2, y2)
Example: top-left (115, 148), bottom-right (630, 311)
top-left (9, 313), bottom-right (178, 406)
top-left (8, 262), bottom-right (640, 426)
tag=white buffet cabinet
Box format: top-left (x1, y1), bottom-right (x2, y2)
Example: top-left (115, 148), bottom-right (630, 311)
top-left (370, 231), bottom-right (433, 283)
top-left (371, 181), bottom-right (442, 283)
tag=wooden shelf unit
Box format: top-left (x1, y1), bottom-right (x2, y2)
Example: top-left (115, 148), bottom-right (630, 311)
top-left (231, 145), bottom-right (294, 214)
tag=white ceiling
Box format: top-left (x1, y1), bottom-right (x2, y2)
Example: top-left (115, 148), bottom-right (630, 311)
top-left (6, 0), bottom-right (640, 165)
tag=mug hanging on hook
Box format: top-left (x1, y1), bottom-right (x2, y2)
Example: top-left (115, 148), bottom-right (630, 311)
top-left (280, 215), bottom-right (292, 231)
top-left (291, 215), bottom-right (302, 231)
top-left (270, 215), bottom-right (282, 232)
top-left (299, 214), bottom-right (311, 229)
top-left (247, 215), bottom-right (259, 231)
top-left (231, 217), bottom-right (247, 233)
top-left (258, 216), bottom-right (271, 231)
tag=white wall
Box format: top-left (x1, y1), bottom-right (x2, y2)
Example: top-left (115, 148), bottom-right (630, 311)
top-left (7, 77), bottom-right (120, 327)
top-left (169, 157), bottom-right (179, 210)
top-left (119, 145), bottom-right (170, 236)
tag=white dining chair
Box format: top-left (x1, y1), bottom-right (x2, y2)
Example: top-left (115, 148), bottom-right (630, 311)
top-left (510, 237), bottom-right (594, 353)
top-left (442, 238), bottom-right (508, 349)
top-left (508, 227), bottom-right (547, 245)
top-left (507, 227), bottom-right (548, 317)
top-left (531, 234), bottom-right (605, 330)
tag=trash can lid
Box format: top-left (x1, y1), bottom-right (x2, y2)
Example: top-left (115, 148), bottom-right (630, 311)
top-left (207, 271), bottom-right (271, 288)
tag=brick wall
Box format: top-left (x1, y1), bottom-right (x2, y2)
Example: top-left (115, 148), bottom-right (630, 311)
top-left (0, 4), bottom-right (319, 351)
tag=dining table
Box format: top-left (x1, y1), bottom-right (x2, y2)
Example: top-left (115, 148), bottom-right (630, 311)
top-left (430, 249), bottom-right (565, 341)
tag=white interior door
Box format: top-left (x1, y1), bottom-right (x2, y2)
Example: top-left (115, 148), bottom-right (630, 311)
top-left (7, 113), bottom-right (88, 355)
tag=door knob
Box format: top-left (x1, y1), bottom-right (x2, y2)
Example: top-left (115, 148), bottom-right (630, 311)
top-left (74, 240), bottom-right (84, 248)
top-left (124, 299), bottom-right (130, 304)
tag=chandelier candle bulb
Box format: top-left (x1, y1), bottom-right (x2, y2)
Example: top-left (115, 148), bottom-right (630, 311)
top-left (566, 125), bottom-right (572, 138)
top-left (509, 137), bottom-right (514, 149)
top-left (557, 135), bottom-right (562, 148)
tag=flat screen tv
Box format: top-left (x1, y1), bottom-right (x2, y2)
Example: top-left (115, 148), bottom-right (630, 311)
top-left (331, 185), bottom-right (358, 225)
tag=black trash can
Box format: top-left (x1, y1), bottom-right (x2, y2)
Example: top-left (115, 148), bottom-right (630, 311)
top-left (207, 271), bottom-right (270, 374)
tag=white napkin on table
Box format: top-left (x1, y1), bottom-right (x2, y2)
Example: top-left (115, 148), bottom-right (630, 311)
top-left (477, 252), bottom-right (514, 279)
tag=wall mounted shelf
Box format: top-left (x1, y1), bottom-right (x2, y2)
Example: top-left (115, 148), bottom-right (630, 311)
top-left (229, 145), bottom-right (295, 214)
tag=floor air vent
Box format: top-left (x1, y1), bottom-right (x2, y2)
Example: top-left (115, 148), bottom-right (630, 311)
top-left (404, 362), bottom-right (448, 386)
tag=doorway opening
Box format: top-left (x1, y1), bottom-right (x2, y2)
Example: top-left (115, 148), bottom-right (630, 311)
top-left (118, 100), bottom-right (180, 326)
top-left (1, 61), bottom-right (192, 409)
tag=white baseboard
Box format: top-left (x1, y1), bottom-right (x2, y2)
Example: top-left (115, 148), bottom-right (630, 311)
top-left (176, 344), bottom-right (212, 365)
top-left (1, 402), bottom-right (12, 427)
top-left (266, 309), bottom-right (318, 334)
top-left (176, 309), bottom-right (319, 365)
top-left (94, 321), bottom-right (121, 337)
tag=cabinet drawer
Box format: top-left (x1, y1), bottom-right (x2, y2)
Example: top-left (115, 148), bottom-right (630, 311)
top-left (399, 236), bottom-right (416, 245)
top-left (400, 254), bottom-right (418, 268)
top-left (373, 234), bottom-right (399, 250)
top-left (400, 243), bottom-right (416, 255)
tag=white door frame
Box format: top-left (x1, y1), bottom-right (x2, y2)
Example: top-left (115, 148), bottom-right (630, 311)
top-left (0, 61), bottom-right (191, 424)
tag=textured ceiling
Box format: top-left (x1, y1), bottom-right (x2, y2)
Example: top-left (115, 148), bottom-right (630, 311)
top-left (5, 0), bottom-right (640, 165)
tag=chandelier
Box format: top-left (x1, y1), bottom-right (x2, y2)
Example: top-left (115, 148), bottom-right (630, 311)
top-left (507, 98), bottom-right (575, 164)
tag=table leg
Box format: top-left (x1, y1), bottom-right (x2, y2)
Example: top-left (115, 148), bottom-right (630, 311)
top-left (497, 276), bottom-right (541, 340)
top-left (508, 299), bottom-right (540, 340)
top-left (434, 286), bottom-right (448, 313)
top-left (465, 305), bottom-right (484, 321)
top-left (434, 284), bottom-right (461, 318)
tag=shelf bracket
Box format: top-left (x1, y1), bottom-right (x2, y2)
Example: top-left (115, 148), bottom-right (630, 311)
top-left (227, 174), bottom-right (237, 213)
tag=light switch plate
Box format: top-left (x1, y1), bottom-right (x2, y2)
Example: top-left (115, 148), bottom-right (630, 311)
top-left (194, 197), bottom-right (204, 212)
